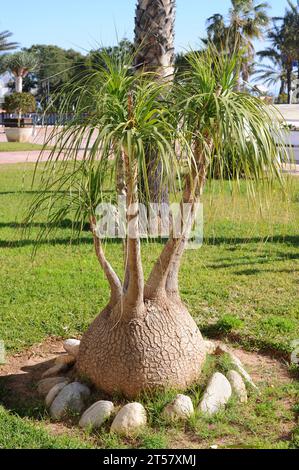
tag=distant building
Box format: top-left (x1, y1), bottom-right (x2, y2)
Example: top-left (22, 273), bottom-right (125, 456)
top-left (291, 79), bottom-right (299, 104)
top-left (0, 73), bottom-right (11, 109)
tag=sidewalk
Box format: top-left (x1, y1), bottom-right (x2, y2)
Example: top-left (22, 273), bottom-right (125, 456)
top-left (0, 150), bottom-right (53, 165)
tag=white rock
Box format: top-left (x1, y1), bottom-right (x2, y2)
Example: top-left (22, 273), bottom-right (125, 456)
top-left (199, 372), bottom-right (232, 415)
top-left (63, 339), bottom-right (80, 358)
top-left (216, 344), bottom-right (257, 389)
top-left (79, 401), bottom-right (114, 429)
top-left (163, 394), bottom-right (194, 420)
top-left (227, 370), bottom-right (248, 403)
top-left (45, 381), bottom-right (69, 407)
top-left (38, 377), bottom-right (70, 397)
top-left (50, 382), bottom-right (90, 420)
top-left (111, 403), bottom-right (147, 436)
top-left (42, 363), bottom-right (67, 379)
top-left (55, 354), bottom-right (76, 366)
top-left (204, 340), bottom-right (217, 355)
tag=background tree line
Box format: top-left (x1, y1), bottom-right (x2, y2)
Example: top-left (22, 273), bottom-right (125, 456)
top-left (1, 0), bottom-right (299, 108)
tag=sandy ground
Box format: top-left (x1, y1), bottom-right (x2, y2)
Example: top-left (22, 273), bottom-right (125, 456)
top-left (0, 337), bottom-right (296, 446)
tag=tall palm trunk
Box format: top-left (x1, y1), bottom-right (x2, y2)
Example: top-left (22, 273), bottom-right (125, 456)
top-left (287, 64), bottom-right (293, 104)
top-left (279, 78), bottom-right (286, 97)
top-left (134, 0), bottom-right (175, 79)
top-left (134, 0), bottom-right (176, 203)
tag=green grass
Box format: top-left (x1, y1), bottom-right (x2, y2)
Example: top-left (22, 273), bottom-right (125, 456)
top-left (0, 406), bottom-right (92, 449)
top-left (0, 163), bottom-right (298, 448)
top-left (0, 142), bottom-right (46, 152)
top-left (0, 164), bottom-right (298, 356)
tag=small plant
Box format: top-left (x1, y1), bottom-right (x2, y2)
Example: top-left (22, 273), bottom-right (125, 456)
top-left (216, 314), bottom-right (244, 333)
top-left (217, 353), bottom-right (236, 374)
top-left (4, 92), bottom-right (36, 127)
top-left (261, 315), bottom-right (295, 334)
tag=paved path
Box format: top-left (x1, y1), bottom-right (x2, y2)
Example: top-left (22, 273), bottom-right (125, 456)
top-left (0, 150), bottom-right (90, 165)
top-left (1, 150), bottom-right (298, 177)
top-left (0, 150), bottom-right (52, 165)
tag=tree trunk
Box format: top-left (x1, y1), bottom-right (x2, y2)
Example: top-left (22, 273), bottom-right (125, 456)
top-left (15, 75), bottom-right (23, 93)
top-left (76, 139), bottom-right (207, 398)
top-left (279, 79), bottom-right (285, 98)
top-left (75, 0), bottom-right (207, 399)
top-left (134, 0), bottom-right (175, 79)
top-left (134, 0), bottom-right (176, 203)
top-left (287, 65), bottom-right (292, 104)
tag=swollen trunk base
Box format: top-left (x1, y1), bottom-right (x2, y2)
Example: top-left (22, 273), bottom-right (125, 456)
top-left (76, 298), bottom-right (206, 399)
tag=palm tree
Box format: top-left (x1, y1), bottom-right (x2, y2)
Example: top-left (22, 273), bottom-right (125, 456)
top-left (3, 51), bottom-right (39, 93)
top-left (257, 31), bottom-right (290, 102)
top-left (255, 59), bottom-right (287, 98)
top-left (0, 30), bottom-right (18, 52)
top-left (265, 1), bottom-right (299, 102)
top-left (282, 1), bottom-right (299, 82)
top-left (26, 47), bottom-right (288, 398)
top-left (206, 0), bottom-right (270, 86)
top-left (134, 0), bottom-right (176, 203)
top-left (258, 7), bottom-right (298, 104)
top-left (205, 14), bottom-right (229, 50)
top-left (134, 0), bottom-right (175, 79)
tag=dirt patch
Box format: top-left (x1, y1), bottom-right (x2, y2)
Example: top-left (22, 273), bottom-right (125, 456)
top-left (0, 337), bottom-right (85, 438)
top-left (0, 337), bottom-right (297, 448)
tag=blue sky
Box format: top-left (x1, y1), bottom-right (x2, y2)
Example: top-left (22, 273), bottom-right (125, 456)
top-left (0, 0), bottom-right (289, 54)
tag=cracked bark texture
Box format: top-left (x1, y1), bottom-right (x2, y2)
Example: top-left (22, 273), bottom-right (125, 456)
top-left (77, 298), bottom-right (205, 398)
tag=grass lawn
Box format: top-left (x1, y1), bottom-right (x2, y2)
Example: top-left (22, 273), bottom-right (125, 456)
top-left (0, 163), bottom-right (298, 448)
top-left (0, 142), bottom-right (46, 152)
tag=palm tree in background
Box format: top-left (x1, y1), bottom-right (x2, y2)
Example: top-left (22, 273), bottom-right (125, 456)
top-left (258, 1), bottom-right (299, 103)
top-left (281, 0), bottom-right (299, 81)
top-left (257, 25), bottom-right (294, 103)
top-left (206, 0), bottom-right (270, 86)
top-left (0, 30), bottom-right (17, 52)
top-left (255, 58), bottom-right (287, 99)
top-left (134, 0), bottom-right (176, 203)
top-left (2, 51), bottom-right (39, 93)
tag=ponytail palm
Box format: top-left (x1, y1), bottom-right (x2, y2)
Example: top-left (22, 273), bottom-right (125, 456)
top-left (27, 48), bottom-right (287, 398)
top-left (3, 51), bottom-right (39, 93)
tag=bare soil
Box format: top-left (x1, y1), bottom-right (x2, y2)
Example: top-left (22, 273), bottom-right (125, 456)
top-left (0, 337), bottom-right (297, 448)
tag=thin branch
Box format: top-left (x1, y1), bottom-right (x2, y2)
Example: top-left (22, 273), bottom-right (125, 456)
top-left (145, 138), bottom-right (209, 300)
top-left (90, 217), bottom-right (122, 306)
top-left (122, 146), bottom-right (144, 307)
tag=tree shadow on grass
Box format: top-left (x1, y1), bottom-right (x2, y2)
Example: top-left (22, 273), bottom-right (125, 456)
top-left (0, 232), bottom-right (299, 250)
top-left (204, 235), bottom-right (299, 247)
top-left (206, 252), bottom-right (299, 270)
top-left (0, 348), bottom-right (111, 426)
top-left (233, 267), bottom-right (299, 276)
top-left (0, 356), bottom-right (58, 420)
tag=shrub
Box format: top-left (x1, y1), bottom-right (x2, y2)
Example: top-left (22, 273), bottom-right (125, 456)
top-left (4, 92), bottom-right (36, 114)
